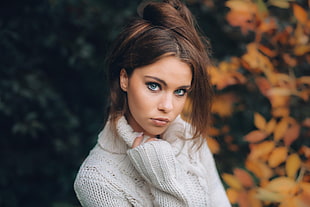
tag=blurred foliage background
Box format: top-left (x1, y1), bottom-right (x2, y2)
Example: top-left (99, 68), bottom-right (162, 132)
top-left (0, 0), bottom-right (309, 207)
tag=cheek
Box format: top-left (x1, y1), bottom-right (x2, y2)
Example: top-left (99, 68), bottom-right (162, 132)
top-left (176, 98), bottom-right (187, 113)
top-left (127, 86), bottom-right (154, 113)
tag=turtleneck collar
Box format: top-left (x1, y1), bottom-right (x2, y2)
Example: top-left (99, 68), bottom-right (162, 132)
top-left (97, 116), bottom-right (147, 154)
top-left (97, 115), bottom-right (191, 154)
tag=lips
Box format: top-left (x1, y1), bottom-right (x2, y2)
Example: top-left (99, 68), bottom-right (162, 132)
top-left (150, 118), bottom-right (170, 126)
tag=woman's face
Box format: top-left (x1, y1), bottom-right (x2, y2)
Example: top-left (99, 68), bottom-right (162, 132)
top-left (120, 56), bottom-right (192, 137)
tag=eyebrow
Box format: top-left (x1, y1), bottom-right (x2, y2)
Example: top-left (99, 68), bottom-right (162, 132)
top-left (144, 75), bottom-right (191, 89)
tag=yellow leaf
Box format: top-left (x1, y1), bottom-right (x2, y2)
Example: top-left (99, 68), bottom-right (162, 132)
top-left (268, 0), bottom-right (290, 9)
top-left (225, 0), bottom-right (257, 13)
top-left (254, 113), bottom-right (267, 131)
top-left (286, 153), bottom-right (301, 178)
top-left (265, 176), bottom-right (296, 194)
top-left (244, 130), bottom-right (269, 143)
top-left (265, 118), bottom-right (277, 134)
top-left (268, 146), bottom-right (288, 168)
top-left (297, 76), bottom-right (310, 85)
top-left (292, 3), bottom-right (308, 24)
top-left (222, 173), bottom-right (243, 190)
top-left (294, 44), bottom-right (310, 56)
top-left (273, 118), bottom-right (289, 141)
top-left (256, 188), bottom-right (284, 202)
top-left (242, 43), bottom-right (274, 73)
top-left (248, 141), bottom-right (275, 160)
top-left (226, 188), bottom-right (239, 204)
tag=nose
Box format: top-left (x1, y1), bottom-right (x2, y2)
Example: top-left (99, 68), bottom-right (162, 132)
top-left (158, 93), bottom-right (173, 113)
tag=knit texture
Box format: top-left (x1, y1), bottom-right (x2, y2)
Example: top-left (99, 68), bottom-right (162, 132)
top-left (74, 116), bottom-right (231, 207)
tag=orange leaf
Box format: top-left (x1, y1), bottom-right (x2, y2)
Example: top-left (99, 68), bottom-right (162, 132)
top-left (242, 43), bottom-right (274, 73)
top-left (300, 182), bottom-right (310, 196)
top-left (246, 159), bottom-right (273, 179)
top-left (248, 141), bottom-right (275, 160)
top-left (244, 130), bottom-right (269, 143)
top-left (265, 118), bottom-right (277, 134)
top-left (226, 188), bottom-right (239, 204)
top-left (294, 44), bottom-right (310, 56)
top-left (300, 146), bottom-right (310, 158)
top-left (259, 44), bottom-right (278, 57)
top-left (254, 112), bottom-right (267, 131)
top-left (279, 197), bottom-right (302, 207)
top-left (211, 93), bottom-right (237, 117)
top-left (286, 153), bottom-right (301, 178)
top-left (248, 189), bottom-right (263, 207)
top-left (268, 146), bottom-right (288, 168)
top-left (206, 137), bottom-right (220, 154)
top-left (222, 173), bottom-right (243, 190)
top-left (302, 118), bottom-right (310, 127)
top-left (237, 191), bottom-right (251, 207)
top-left (226, 11), bottom-right (257, 35)
top-left (225, 0), bottom-right (257, 13)
top-left (272, 107), bottom-right (290, 118)
top-left (233, 168), bottom-right (255, 188)
top-left (207, 127), bottom-right (220, 136)
top-left (292, 4), bottom-right (308, 24)
top-left (273, 118), bottom-right (289, 141)
top-left (255, 77), bottom-right (272, 97)
top-left (284, 123), bottom-right (301, 146)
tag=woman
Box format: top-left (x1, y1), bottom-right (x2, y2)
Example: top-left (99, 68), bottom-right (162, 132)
top-left (74, 0), bottom-right (231, 206)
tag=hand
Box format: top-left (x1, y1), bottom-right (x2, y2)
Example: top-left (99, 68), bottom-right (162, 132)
top-left (132, 133), bottom-right (158, 148)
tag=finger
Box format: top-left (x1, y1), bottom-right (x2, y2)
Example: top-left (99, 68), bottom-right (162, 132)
top-left (132, 133), bottom-right (144, 148)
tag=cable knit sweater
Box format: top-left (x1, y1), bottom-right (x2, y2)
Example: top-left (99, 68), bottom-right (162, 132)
top-left (74, 116), bottom-right (231, 207)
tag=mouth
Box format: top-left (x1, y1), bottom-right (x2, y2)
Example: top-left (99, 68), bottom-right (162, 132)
top-left (150, 118), bottom-right (170, 127)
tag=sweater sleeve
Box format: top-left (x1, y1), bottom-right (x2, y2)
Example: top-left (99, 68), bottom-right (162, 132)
top-left (200, 142), bottom-right (232, 207)
top-left (127, 140), bottom-right (199, 206)
top-left (74, 168), bottom-right (133, 207)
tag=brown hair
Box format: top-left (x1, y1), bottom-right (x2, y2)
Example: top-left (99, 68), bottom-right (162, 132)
top-left (106, 0), bottom-right (213, 139)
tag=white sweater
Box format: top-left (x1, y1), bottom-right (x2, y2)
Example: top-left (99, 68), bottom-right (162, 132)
top-left (74, 116), bottom-right (231, 207)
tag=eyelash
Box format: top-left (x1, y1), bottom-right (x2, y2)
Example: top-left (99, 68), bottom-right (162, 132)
top-left (146, 82), bottom-right (161, 91)
top-left (146, 82), bottom-right (188, 97)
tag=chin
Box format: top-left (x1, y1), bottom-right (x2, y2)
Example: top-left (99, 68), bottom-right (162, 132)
top-left (144, 127), bottom-right (167, 137)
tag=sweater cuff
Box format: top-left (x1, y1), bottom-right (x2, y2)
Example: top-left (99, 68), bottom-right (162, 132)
top-left (127, 140), bottom-right (179, 186)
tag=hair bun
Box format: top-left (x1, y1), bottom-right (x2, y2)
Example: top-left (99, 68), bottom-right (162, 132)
top-left (138, 0), bottom-right (194, 28)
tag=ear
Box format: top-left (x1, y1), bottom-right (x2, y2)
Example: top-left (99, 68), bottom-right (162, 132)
top-left (120, 69), bottom-right (129, 92)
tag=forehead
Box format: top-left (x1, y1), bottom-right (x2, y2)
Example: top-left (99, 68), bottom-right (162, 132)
top-left (133, 56), bottom-right (192, 85)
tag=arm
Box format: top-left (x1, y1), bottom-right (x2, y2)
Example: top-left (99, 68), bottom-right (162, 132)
top-left (74, 170), bottom-right (132, 207)
top-left (199, 142), bottom-right (231, 207)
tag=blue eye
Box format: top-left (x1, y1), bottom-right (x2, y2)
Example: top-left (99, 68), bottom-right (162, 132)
top-left (146, 82), bottom-right (160, 91)
top-left (174, 89), bottom-right (187, 96)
